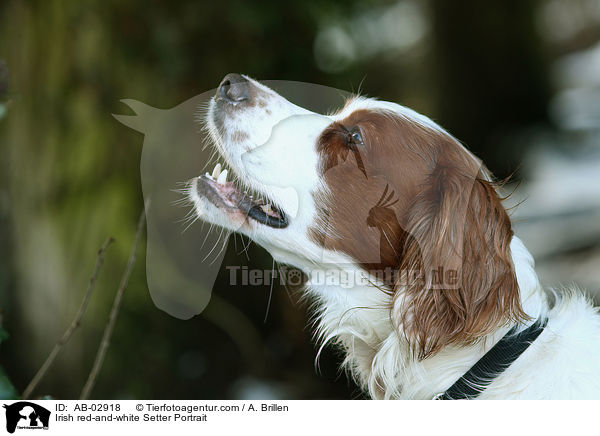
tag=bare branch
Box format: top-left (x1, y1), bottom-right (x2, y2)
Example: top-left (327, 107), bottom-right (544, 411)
top-left (22, 237), bottom-right (115, 400)
top-left (80, 207), bottom-right (146, 400)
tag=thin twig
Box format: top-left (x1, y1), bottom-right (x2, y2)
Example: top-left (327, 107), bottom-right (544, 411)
top-left (80, 207), bottom-right (146, 400)
top-left (22, 237), bottom-right (115, 400)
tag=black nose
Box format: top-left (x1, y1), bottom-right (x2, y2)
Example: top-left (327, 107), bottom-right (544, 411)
top-left (217, 73), bottom-right (250, 103)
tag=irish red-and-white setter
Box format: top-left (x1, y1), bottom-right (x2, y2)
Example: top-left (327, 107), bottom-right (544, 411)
top-left (188, 74), bottom-right (600, 399)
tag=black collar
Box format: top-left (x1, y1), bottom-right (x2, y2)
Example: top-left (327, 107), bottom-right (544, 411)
top-left (434, 318), bottom-right (548, 400)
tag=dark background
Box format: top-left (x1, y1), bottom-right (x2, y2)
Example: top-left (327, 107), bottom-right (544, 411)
top-left (1, 0), bottom-right (599, 399)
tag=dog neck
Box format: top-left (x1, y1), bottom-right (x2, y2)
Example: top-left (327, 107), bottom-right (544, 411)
top-left (302, 236), bottom-right (548, 399)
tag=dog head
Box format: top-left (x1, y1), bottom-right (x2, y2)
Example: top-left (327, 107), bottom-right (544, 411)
top-left (189, 74), bottom-right (525, 357)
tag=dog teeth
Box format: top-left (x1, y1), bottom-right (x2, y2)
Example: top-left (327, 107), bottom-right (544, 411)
top-left (212, 163), bottom-right (222, 179)
top-left (203, 163), bottom-right (230, 184)
top-left (217, 169), bottom-right (228, 184)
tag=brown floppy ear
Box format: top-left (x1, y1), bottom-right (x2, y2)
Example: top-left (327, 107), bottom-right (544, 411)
top-left (393, 154), bottom-right (527, 359)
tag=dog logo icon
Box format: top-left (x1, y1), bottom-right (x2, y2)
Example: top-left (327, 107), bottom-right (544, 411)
top-left (2, 402), bottom-right (50, 433)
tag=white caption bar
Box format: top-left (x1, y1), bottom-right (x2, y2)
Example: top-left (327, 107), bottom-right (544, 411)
top-left (0, 400), bottom-right (595, 436)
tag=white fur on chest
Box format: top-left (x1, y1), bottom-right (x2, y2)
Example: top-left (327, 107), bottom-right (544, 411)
top-left (298, 237), bottom-right (600, 399)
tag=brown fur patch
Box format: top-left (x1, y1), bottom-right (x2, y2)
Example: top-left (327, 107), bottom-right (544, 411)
top-left (309, 108), bottom-right (526, 357)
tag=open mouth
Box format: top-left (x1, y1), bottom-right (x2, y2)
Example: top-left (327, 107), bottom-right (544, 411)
top-left (194, 163), bottom-right (289, 229)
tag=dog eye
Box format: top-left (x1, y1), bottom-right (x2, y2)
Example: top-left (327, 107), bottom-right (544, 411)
top-left (347, 128), bottom-right (364, 147)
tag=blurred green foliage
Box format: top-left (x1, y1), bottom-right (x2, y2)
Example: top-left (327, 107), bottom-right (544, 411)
top-left (0, 326), bottom-right (19, 400)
